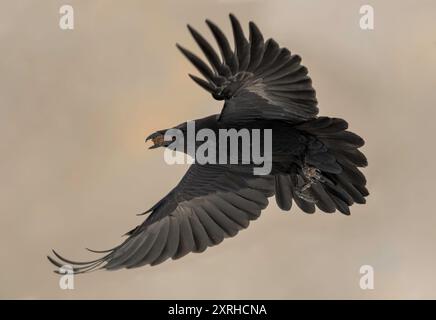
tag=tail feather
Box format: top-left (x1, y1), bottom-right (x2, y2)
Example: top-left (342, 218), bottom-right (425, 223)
top-left (311, 182), bottom-right (336, 213)
top-left (334, 150), bottom-right (368, 168)
top-left (330, 193), bottom-right (350, 215)
top-left (274, 175), bottom-right (292, 211)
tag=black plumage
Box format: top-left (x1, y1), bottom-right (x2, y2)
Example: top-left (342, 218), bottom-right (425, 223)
top-left (48, 14), bottom-right (368, 273)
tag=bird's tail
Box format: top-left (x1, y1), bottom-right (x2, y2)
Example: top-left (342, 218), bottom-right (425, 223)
top-left (275, 117), bottom-right (368, 215)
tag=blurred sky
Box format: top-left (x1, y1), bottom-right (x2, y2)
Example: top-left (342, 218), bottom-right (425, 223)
top-left (1, 0), bottom-right (436, 299)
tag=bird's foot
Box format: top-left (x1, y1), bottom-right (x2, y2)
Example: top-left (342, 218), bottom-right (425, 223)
top-left (302, 165), bottom-right (322, 182)
top-left (294, 165), bottom-right (323, 203)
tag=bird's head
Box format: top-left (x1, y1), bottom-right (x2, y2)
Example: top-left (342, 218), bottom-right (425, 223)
top-left (145, 115), bottom-right (218, 150)
top-left (145, 122), bottom-right (189, 150)
top-left (145, 129), bottom-right (174, 149)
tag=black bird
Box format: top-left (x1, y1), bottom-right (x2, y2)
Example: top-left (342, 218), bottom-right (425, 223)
top-left (48, 14), bottom-right (368, 273)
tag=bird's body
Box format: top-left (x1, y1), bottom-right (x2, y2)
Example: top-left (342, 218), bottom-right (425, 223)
top-left (48, 14), bottom-right (368, 273)
top-left (164, 114), bottom-right (366, 212)
top-left (166, 114), bottom-right (305, 165)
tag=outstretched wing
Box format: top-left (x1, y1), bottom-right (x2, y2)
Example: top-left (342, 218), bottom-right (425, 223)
top-left (48, 164), bottom-right (274, 273)
top-left (177, 14), bottom-right (318, 124)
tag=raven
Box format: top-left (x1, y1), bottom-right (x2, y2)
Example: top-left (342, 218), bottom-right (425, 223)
top-left (48, 14), bottom-right (368, 273)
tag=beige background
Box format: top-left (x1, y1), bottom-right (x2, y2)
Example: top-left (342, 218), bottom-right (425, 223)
top-left (1, 0), bottom-right (436, 299)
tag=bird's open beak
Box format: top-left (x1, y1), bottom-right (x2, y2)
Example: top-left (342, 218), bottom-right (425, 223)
top-left (146, 132), bottom-right (165, 149)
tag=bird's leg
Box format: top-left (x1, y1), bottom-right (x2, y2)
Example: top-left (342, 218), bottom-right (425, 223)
top-left (294, 164), bottom-right (323, 203)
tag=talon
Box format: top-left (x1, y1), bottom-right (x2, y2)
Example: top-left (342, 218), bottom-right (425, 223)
top-left (294, 165), bottom-right (323, 203)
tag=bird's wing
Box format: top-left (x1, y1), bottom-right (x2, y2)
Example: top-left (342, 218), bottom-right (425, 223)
top-left (48, 164), bottom-right (274, 273)
top-left (177, 14), bottom-right (318, 125)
